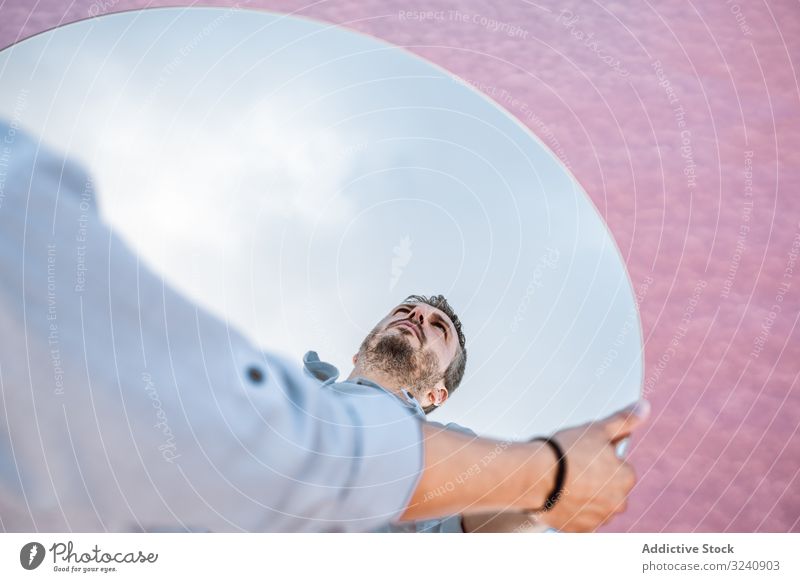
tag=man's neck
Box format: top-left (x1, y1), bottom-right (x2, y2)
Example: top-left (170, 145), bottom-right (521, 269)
top-left (346, 366), bottom-right (407, 399)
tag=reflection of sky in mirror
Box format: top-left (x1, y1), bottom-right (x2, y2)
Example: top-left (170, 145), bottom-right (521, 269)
top-left (0, 8), bottom-right (642, 439)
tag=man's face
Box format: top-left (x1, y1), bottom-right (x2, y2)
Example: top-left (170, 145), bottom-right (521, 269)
top-left (354, 302), bottom-right (460, 406)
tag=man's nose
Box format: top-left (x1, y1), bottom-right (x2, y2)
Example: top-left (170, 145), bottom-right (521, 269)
top-left (408, 306), bottom-right (426, 324)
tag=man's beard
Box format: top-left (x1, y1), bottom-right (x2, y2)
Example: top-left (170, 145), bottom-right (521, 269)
top-left (357, 326), bottom-right (443, 395)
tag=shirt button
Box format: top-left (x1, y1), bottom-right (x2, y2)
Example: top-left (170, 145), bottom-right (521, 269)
top-left (246, 365), bottom-right (266, 385)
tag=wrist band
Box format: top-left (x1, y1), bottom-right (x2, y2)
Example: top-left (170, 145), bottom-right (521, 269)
top-left (530, 436), bottom-right (567, 512)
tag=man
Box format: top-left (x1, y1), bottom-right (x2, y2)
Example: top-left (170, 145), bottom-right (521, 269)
top-left (302, 293), bottom-right (473, 532)
top-left (0, 120), bottom-right (645, 532)
top-left (303, 295), bottom-right (648, 532)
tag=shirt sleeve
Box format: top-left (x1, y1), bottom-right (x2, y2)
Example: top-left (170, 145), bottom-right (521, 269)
top-left (0, 120), bottom-right (424, 533)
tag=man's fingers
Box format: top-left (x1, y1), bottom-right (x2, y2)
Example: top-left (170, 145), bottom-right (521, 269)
top-left (599, 399), bottom-right (650, 443)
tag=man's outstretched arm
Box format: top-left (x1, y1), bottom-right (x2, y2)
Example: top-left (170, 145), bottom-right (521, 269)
top-left (401, 402), bottom-right (649, 532)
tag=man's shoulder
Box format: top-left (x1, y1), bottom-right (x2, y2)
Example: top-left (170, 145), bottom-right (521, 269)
top-left (427, 420), bottom-right (477, 437)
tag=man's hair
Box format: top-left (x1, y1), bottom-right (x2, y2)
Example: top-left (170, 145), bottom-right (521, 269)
top-left (403, 294), bottom-right (467, 414)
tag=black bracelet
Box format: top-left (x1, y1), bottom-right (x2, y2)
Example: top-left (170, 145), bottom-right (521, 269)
top-left (530, 436), bottom-right (567, 512)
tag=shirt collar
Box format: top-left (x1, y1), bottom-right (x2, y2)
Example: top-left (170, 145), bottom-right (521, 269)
top-left (302, 350), bottom-right (340, 386)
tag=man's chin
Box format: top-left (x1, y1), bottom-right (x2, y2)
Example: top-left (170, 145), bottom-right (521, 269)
top-left (377, 332), bottom-right (410, 351)
top-left (370, 333), bottom-right (415, 366)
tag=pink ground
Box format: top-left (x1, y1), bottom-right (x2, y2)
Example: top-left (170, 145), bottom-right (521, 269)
top-left (1, 0), bottom-right (798, 532)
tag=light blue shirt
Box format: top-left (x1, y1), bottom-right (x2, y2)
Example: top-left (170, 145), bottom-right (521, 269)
top-left (0, 120), bottom-right (424, 532)
top-left (303, 351), bottom-right (476, 533)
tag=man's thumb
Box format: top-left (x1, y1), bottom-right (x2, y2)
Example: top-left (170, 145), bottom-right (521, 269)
top-left (599, 399), bottom-right (650, 443)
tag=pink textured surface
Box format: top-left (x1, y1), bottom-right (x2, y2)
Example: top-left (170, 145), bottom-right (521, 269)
top-left (1, 0), bottom-right (798, 532)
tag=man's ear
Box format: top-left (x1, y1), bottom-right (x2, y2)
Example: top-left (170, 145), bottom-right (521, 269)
top-left (430, 381), bottom-right (449, 406)
top-left (352, 353), bottom-right (358, 366)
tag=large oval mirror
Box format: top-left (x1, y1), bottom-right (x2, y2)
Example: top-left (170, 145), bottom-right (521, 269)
top-left (0, 7), bottom-right (643, 441)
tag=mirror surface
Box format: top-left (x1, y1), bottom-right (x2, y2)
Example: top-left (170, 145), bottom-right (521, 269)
top-left (0, 7), bottom-right (643, 439)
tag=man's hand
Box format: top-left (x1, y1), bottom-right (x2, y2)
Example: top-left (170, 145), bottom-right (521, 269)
top-left (542, 400), bottom-right (650, 532)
